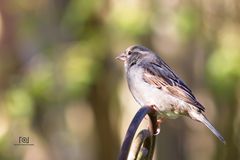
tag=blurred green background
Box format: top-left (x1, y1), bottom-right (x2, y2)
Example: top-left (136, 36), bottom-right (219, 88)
top-left (0, 0), bottom-right (239, 160)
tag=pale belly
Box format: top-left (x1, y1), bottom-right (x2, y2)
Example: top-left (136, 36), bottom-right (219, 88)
top-left (127, 67), bottom-right (188, 119)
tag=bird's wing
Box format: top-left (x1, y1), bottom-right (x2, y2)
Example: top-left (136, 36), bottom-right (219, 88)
top-left (142, 59), bottom-right (205, 111)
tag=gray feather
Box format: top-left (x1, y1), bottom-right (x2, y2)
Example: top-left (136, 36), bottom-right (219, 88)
top-left (189, 111), bottom-right (225, 143)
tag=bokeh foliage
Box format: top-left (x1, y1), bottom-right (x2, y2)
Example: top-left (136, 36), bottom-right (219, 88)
top-left (0, 0), bottom-right (239, 160)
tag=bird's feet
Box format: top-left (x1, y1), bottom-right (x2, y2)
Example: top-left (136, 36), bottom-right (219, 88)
top-left (153, 118), bottom-right (164, 135)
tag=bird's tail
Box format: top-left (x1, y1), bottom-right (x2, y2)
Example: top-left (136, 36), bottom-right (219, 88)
top-left (189, 112), bottom-right (225, 144)
top-left (201, 115), bottom-right (225, 143)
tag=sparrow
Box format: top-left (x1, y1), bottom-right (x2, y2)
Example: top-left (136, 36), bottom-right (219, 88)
top-left (116, 45), bottom-right (225, 143)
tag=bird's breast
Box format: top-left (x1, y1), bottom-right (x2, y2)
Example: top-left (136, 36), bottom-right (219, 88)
top-left (127, 67), bottom-right (186, 119)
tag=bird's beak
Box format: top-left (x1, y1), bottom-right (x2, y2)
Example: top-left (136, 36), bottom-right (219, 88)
top-left (115, 52), bottom-right (127, 61)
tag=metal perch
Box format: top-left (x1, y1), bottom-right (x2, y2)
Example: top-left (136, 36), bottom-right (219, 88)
top-left (118, 106), bottom-right (159, 160)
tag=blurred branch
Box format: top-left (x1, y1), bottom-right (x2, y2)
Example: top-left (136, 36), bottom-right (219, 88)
top-left (118, 106), bottom-right (159, 160)
top-left (0, 1), bottom-right (22, 90)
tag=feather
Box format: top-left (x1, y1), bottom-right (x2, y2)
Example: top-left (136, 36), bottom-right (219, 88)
top-left (142, 58), bottom-right (205, 112)
top-left (189, 111), bottom-right (225, 143)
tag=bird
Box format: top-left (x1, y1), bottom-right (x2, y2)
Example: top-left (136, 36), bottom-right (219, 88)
top-left (116, 45), bottom-right (225, 143)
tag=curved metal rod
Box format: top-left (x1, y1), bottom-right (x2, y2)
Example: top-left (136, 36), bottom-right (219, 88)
top-left (132, 129), bottom-right (151, 159)
top-left (118, 106), bottom-right (159, 160)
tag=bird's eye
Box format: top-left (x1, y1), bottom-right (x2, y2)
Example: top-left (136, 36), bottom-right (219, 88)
top-left (128, 51), bottom-right (132, 55)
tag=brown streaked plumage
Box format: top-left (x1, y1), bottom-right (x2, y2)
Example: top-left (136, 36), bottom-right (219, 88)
top-left (116, 45), bottom-right (225, 143)
top-left (142, 62), bottom-right (205, 112)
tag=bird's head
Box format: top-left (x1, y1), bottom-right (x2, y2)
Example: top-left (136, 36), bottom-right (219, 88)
top-left (116, 45), bottom-right (151, 68)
